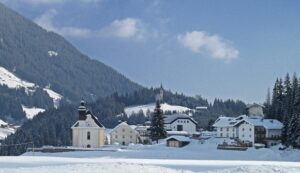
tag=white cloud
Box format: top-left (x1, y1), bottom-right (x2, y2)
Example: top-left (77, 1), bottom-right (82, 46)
top-left (177, 31), bottom-right (239, 61)
top-left (99, 18), bottom-right (147, 40)
top-left (34, 9), bottom-right (91, 38)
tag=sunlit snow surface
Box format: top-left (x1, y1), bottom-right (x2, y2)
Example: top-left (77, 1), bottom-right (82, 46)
top-left (0, 66), bottom-right (62, 108)
top-left (1, 138), bottom-right (296, 173)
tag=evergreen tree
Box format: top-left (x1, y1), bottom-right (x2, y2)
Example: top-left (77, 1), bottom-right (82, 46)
top-left (291, 74), bottom-right (298, 115)
top-left (287, 114), bottom-right (300, 147)
top-left (283, 74), bottom-right (293, 118)
top-left (150, 100), bottom-right (166, 143)
top-left (264, 88), bottom-right (272, 117)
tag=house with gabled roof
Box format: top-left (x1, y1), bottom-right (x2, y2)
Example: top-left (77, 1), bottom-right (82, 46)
top-left (164, 113), bottom-right (197, 135)
top-left (71, 100), bottom-right (105, 148)
top-left (110, 121), bottom-right (139, 145)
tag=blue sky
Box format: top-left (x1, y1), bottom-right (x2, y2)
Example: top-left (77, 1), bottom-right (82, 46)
top-left (2, 0), bottom-right (300, 103)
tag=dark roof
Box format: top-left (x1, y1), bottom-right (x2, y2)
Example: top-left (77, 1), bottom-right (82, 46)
top-left (164, 113), bottom-right (198, 125)
top-left (85, 110), bottom-right (104, 128)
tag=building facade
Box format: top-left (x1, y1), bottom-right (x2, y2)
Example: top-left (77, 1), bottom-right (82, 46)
top-left (164, 113), bottom-right (197, 135)
top-left (71, 100), bottom-right (105, 148)
top-left (110, 122), bottom-right (139, 145)
top-left (213, 115), bottom-right (283, 147)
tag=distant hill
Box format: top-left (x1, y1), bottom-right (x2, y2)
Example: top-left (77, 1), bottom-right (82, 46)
top-left (0, 3), bottom-right (141, 122)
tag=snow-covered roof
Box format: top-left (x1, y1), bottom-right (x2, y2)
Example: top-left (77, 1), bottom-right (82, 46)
top-left (164, 113), bottom-right (197, 125)
top-left (243, 117), bottom-right (283, 129)
top-left (213, 115), bottom-right (247, 127)
top-left (213, 115), bottom-right (283, 130)
top-left (0, 119), bottom-right (8, 126)
top-left (166, 131), bottom-right (189, 135)
top-left (166, 135), bottom-right (190, 142)
top-left (110, 122), bottom-right (138, 134)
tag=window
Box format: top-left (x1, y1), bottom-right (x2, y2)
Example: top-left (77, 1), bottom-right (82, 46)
top-left (249, 128), bottom-right (252, 131)
top-left (220, 133), bottom-right (223, 137)
top-left (130, 130), bottom-right (132, 133)
top-left (177, 125), bottom-right (183, 131)
top-left (249, 135), bottom-right (251, 138)
top-left (242, 134), bottom-right (244, 137)
top-left (187, 121), bottom-right (189, 123)
top-left (227, 128), bottom-right (229, 131)
top-left (122, 129), bottom-right (125, 132)
top-left (122, 135), bottom-right (125, 139)
top-left (130, 136), bottom-right (132, 139)
top-left (220, 128), bottom-right (223, 131)
top-left (87, 144), bottom-right (91, 148)
top-left (115, 135), bottom-right (118, 139)
top-left (242, 128), bottom-right (245, 131)
top-left (87, 131), bottom-right (91, 140)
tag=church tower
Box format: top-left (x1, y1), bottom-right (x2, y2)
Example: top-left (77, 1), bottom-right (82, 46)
top-left (78, 99), bottom-right (87, 120)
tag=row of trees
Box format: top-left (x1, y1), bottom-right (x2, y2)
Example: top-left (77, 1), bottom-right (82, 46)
top-left (264, 73), bottom-right (300, 147)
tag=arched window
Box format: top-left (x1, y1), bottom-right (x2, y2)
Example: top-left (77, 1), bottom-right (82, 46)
top-left (87, 144), bottom-right (91, 148)
top-left (87, 131), bottom-right (91, 140)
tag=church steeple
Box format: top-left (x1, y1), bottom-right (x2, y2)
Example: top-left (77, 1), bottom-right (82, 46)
top-left (155, 83), bottom-right (164, 103)
top-left (78, 99), bottom-right (87, 120)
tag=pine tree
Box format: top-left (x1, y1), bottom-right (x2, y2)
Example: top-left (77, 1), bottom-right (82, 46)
top-left (283, 74), bottom-right (293, 118)
top-left (291, 74), bottom-right (298, 115)
top-left (287, 114), bottom-right (300, 147)
top-left (264, 88), bottom-right (271, 117)
top-left (150, 100), bottom-right (166, 143)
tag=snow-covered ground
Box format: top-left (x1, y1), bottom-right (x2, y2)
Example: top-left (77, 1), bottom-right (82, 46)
top-left (48, 50), bottom-right (58, 57)
top-left (43, 88), bottom-right (62, 108)
top-left (0, 156), bottom-right (300, 173)
top-left (0, 66), bottom-right (36, 93)
top-left (22, 105), bottom-right (45, 119)
top-left (6, 138), bottom-right (296, 173)
top-left (124, 102), bottom-right (193, 116)
top-left (0, 65), bottom-right (63, 108)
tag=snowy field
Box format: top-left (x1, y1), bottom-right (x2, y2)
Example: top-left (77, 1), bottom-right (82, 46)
top-left (0, 138), bottom-right (294, 173)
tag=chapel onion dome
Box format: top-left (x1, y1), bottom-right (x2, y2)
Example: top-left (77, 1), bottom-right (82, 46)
top-left (78, 99), bottom-right (87, 120)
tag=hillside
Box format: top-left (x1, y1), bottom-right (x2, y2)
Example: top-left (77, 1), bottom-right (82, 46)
top-left (0, 3), bottom-right (141, 122)
top-left (0, 87), bottom-right (247, 155)
top-left (0, 2), bottom-right (141, 105)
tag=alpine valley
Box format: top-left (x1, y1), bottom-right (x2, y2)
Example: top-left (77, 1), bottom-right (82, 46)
top-left (0, 3), bottom-right (246, 155)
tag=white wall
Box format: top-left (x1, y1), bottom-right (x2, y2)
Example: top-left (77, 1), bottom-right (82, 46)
top-left (110, 123), bottom-right (139, 145)
top-left (238, 122), bottom-right (255, 144)
top-left (72, 115), bottom-right (105, 148)
top-left (165, 119), bottom-right (196, 134)
top-left (216, 127), bottom-right (238, 138)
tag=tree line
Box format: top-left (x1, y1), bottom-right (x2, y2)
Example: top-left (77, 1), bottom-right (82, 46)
top-left (264, 73), bottom-right (300, 147)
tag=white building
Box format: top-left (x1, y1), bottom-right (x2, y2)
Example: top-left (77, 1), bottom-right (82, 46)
top-left (246, 103), bottom-right (265, 117)
top-left (71, 100), bottom-right (105, 148)
top-left (164, 113), bottom-right (197, 135)
top-left (110, 122), bottom-right (139, 145)
top-left (134, 125), bottom-right (151, 144)
top-left (212, 115), bottom-right (246, 138)
top-left (213, 115), bottom-right (283, 147)
top-left (237, 117), bottom-right (283, 146)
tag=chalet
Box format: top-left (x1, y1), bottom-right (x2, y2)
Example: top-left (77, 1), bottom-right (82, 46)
top-left (213, 115), bottom-right (283, 147)
top-left (110, 122), bottom-right (139, 145)
top-left (212, 115), bottom-right (246, 138)
top-left (237, 116), bottom-right (283, 146)
top-left (164, 113), bottom-right (198, 135)
top-left (166, 135), bottom-right (190, 147)
top-left (71, 100), bottom-right (105, 148)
